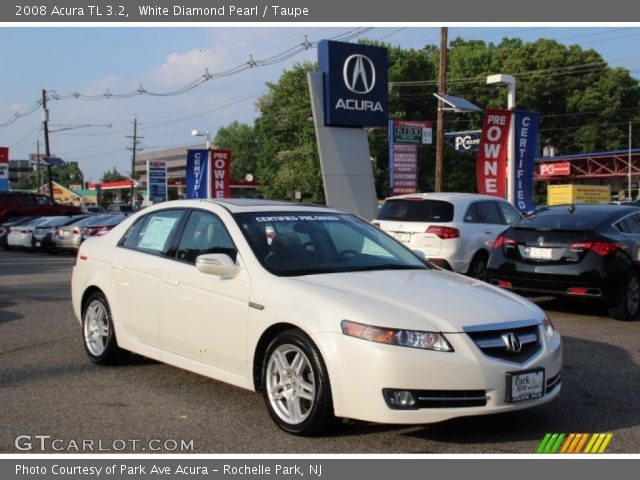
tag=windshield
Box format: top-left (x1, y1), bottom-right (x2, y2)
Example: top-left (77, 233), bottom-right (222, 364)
top-left (234, 211), bottom-right (429, 276)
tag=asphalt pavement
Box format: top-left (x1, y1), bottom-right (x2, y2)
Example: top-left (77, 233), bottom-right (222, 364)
top-left (1, 249), bottom-right (639, 453)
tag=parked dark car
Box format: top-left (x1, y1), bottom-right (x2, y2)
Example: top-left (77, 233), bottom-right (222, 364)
top-left (0, 216), bottom-right (38, 249)
top-left (0, 192), bottom-right (82, 223)
top-left (487, 204), bottom-right (640, 320)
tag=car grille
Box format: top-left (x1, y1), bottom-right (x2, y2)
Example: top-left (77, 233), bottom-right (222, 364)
top-left (465, 321), bottom-right (542, 364)
top-left (415, 389), bottom-right (488, 408)
top-left (545, 372), bottom-right (561, 394)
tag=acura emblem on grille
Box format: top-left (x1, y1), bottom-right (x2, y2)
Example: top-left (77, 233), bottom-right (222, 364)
top-left (537, 236), bottom-right (545, 245)
top-left (501, 332), bottom-right (522, 353)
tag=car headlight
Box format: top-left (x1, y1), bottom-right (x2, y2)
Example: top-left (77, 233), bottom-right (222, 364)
top-left (341, 320), bottom-right (453, 352)
top-left (542, 315), bottom-right (557, 340)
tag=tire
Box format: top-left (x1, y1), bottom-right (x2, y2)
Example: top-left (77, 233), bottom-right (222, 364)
top-left (82, 292), bottom-right (126, 364)
top-left (261, 329), bottom-right (335, 436)
top-left (467, 251), bottom-right (488, 281)
top-left (609, 271), bottom-right (640, 321)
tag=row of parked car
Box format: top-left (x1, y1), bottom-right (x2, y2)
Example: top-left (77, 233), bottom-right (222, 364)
top-left (0, 214), bottom-right (127, 254)
top-left (376, 192), bottom-right (640, 321)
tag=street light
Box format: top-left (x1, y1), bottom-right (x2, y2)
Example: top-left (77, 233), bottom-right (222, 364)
top-left (486, 74), bottom-right (516, 203)
top-left (191, 129), bottom-right (211, 149)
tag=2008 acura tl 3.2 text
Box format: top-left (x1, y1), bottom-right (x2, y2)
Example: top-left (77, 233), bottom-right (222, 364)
top-left (71, 199), bottom-right (562, 435)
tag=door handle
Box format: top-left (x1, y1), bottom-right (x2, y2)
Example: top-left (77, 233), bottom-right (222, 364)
top-left (162, 277), bottom-right (180, 286)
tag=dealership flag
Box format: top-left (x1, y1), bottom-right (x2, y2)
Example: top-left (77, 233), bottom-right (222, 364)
top-left (0, 147), bottom-right (8, 192)
top-left (186, 149), bottom-right (210, 199)
top-left (513, 110), bottom-right (540, 212)
top-left (210, 150), bottom-right (232, 199)
top-left (477, 109), bottom-right (511, 198)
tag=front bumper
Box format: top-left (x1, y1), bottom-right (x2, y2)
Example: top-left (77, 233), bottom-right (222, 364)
top-left (315, 328), bottom-right (562, 424)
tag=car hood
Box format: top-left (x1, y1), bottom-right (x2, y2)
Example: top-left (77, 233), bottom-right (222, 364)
top-left (291, 269), bottom-right (541, 333)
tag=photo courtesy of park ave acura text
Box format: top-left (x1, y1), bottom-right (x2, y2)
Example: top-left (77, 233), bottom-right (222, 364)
top-left (1, 21), bottom-right (640, 455)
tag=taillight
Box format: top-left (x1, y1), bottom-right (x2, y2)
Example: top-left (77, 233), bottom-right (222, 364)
top-left (569, 242), bottom-right (621, 256)
top-left (372, 222), bottom-right (380, 228)
top-left (493, 236), bottom-right (517, 249)
top-left (426, 225), bottom-right (459, 239)
top-left (96, 227), bottom-right (109, 237)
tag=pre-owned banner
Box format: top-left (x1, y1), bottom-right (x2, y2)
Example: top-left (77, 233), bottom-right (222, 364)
top-left (513, 110), bottom-right (540, 212)
top-left (147, 160), bottom-right (167, 204)
top-left (0, 147), bottom-right (8, 192)
top-left (477, 109), bottom-right (511, 198)
top-left (186, 149), bottom-right (209, 199)
top-left (210, 150), bottom-right (232, 199)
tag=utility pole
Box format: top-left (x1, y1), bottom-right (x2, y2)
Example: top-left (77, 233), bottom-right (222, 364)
top-left (42, 89), bottom-right (54, 200)
top-left (435, 27), bottom-right (448, 192)
top-left (126, 117), bottom-right (143, 206)
top-left (35, 139), bottom-right (41, 192)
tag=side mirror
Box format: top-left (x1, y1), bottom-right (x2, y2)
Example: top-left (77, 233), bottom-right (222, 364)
top-left (196, 253), bottom-right (239, 277)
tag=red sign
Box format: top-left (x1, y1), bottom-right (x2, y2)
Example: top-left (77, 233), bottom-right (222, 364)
top-left (477, 109), bottom-right (511, 197)
top-left (0, 147), bottom-right (8, 163)
top-left (210, 150), bottom-right (231, 199)
top-left (539, 162), bottom-right (571, 176)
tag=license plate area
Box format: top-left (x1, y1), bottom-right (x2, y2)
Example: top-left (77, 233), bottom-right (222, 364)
top-left (394, 232), bottom-right (411, 243)
top-left (528, 247), bottom-right (553, 259)
top-left (506, 368), bottom-right (545, 403)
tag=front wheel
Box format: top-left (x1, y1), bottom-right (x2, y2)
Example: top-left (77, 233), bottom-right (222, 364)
top-left (82, 292), bottom-right (126, 363)
top-left (261, 330), bottom-right (335, 436)
top-left (609, 271), bottom-right (640, 321)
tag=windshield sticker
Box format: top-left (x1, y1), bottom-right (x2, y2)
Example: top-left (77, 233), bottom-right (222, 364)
top-left (255, 215), bottom-right (341, 223)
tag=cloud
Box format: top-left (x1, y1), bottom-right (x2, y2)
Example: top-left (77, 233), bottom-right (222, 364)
top-left (149, 46), bottom-right (234, 88)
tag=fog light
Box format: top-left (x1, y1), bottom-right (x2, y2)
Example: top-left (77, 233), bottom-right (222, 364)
top-left (386, 390), bottom-right (416, 409)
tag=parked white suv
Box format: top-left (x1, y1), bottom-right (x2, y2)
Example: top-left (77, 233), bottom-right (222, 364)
top-left (375, 192), bottom-right (521, 278)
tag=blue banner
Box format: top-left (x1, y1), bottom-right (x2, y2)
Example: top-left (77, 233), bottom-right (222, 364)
top-left (513, 111), bottom-right (540, 212)
top-left (147, 161), bottom-right (167, 204)
top-left (186, 149), bottom-right (209, 199)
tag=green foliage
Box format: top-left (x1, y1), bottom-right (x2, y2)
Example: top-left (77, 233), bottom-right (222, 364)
top-left (100, 167), bottom-right (128, 183)
top-left (16, 162), bottom-right (85, 190)
top-left (213, 121), bottom-right (260, 182)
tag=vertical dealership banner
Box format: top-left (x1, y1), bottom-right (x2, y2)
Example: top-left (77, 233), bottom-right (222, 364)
top-left (210, 149), bottom-right (232, 199)
top-left (388, 120), bottom-right (432, 195)
top-left (0, 147), bottom-right (9, 192)
top-left (186, 149), bottom-right (210, 199)
top-left (147, 160), bottom-right (167, 204)
top-left (513, 110), bottom-right (540, 212)
top-left (318, 40), bottom-right (388, 127)
top-left (477, 109), bottom-right (511, 198)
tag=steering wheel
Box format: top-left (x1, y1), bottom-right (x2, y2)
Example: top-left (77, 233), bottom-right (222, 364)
top-left (333, 250), bottom-right (359, 262)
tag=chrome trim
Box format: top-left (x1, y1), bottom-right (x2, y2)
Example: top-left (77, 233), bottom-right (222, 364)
top-left (475, 332), bottom-right (538, 349)
top-left (418, 395), bottom-right (488, 402)
top-left (463, 319), bottom-right (540, 333)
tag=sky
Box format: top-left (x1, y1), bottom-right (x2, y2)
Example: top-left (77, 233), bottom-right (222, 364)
top-left (1, 26), bottom-right (640, 182)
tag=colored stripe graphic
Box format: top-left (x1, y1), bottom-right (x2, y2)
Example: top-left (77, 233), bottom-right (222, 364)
top-left (537, 433), bottom-right (612, 453)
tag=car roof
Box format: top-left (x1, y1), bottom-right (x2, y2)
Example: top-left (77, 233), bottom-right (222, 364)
top-left (144, 199), bottom-right (341, 214)
top-left (540, 204), bottom-right (640, 215)
top-left (384, 192), bottom-right (505, 203)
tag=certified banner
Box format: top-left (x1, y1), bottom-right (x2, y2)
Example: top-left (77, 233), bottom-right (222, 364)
top-left (476, 109), bottom-right (511, 198)
top-left (210, 149), bottom-right (232, 199)
top-left (147, 160), bottom-right (167, 204)
top-left (186, 149), bottom-right (210, 199)
top-left (0, 146), bottom-right (8, 192)
top-left (513, 110), bottom-right (540, 212)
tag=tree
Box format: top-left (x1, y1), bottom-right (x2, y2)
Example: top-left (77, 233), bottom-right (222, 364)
top-left (213, 121), bottom-right (260, 181)
top-left (254, 61), bottom-right (322, 202)
top-left (16, 163), bottom-right (85, 190)
top-left (100, 167), bottom-right (128, 183)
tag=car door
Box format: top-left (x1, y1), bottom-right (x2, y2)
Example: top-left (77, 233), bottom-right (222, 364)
top-left (157, 210), bottom-right (250, 374)
top-left (109, 209), bottom-right (186, 347)
top-left (465, 201), bottom-right (507, 256)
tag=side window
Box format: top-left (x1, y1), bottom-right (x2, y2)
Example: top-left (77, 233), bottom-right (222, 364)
top-left (464, 203), bottom-right (478, 223)
top-left (497, 201), bottom-right (521, 225)
top-left (35, 195), bottom-right (54, 205)
top-left (176, 211), bottom-right (237, 264)
top-left (120, 216), bottom-right (149, 249)
top-left (125, 210), bottom-right (184, 256)
top-left (19, 195), bottom-right (35, 205)
top-left (475, 201), bottom-right (503, 224)
top-left (618, 214), bottom-right (640, 234)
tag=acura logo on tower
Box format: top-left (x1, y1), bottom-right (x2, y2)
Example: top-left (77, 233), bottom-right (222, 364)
top-left (501, 332), bottom-right (522, 353)
top-left (343, 54), bottom-right (376, 94)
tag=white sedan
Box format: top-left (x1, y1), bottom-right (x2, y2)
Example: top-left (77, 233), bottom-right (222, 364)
top-left (71, 199), bottom-right (562, 435)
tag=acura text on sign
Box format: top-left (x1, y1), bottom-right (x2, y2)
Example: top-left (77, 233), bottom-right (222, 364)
top-left (477, 109), bottom-right (511, 198)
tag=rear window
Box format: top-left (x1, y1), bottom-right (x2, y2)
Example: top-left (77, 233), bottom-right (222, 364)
top-left (377, 199), bottom-right (454, 223)
top-left (519, 212), bottom-right (611, 230)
